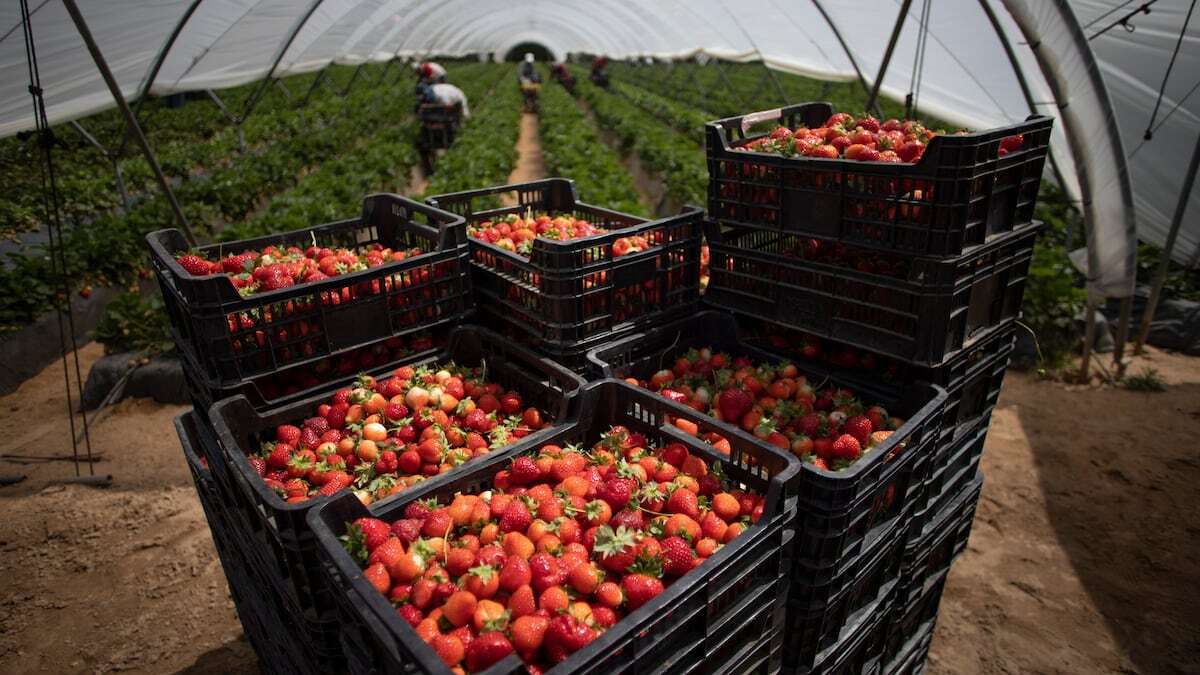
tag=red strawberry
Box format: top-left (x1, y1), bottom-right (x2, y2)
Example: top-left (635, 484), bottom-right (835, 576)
top-left (249, 456), bottom-right (267, 477)
top-left (499, 501), bottom-right (533, 533)
top-left (666, 488), bottom-right (700, 519)
top-left (621, 572), bottom-right (665, 610)
top-left (831, 434), bottom-right (862, 460)
top-left (844, 415), bottom-right (873, 444)
top-left (610, 508), bottom-right (645, 532)
top-left (510, 456), bottom-right (541, 485)
top-left (597, 477), bottom-right (636, 510)
top-left (276, 425), bottom-right (302, 445)
top-left (177, 254), bottom-right (211, 275)
top-left (391, 518), bottom-right (421, 545)
top-left (465, 632), bottom-right (514, 671)
top-left (353, 518), bottom-right (391, 550)
top-left (397, 604), bottom-right (423, 627)
top-left (499, 556), bottom-right (532, 592)
top-left (593, 525), bottom-right (638, 574)
top-left (318, 471), bottom-right (352, 496)
top-left (543, 614), bottom-right (598, 663)
top-left (660, 536), bottom-right (695, 576)
top-left (717, 388), bottom-right (752, 422)
top-left (265, 444), bottom-right (291, 470)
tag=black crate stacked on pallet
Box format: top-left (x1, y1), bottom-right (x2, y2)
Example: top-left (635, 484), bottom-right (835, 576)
top-left (427, 178), bottom-right (704, 372)
top-left (197, 326), bottom-right (583, 671)
top-left (587, 311), bottom-right (947, 674)
top-left (699, 103), bottom-right (1052, 672)
top-left (308, 380), bottom-right (800, 675)
top-left (148, 193), bottom-right (474, 413)
top-left (151, 194), bottom-right (482, 671)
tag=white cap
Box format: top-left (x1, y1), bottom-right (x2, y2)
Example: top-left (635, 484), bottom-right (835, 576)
top-left (525, 53), bottom-right (534, 63)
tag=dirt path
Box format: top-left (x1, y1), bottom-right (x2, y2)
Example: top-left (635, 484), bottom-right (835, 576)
top-left (1, 343), bottom-right (1198, 673)
top-left (500, 112), bottom-right (546, 206)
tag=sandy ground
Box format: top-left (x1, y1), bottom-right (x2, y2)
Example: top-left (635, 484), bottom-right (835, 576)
top-left (1, 342), bottom-right (1198, 674)
top-left (502, 112), bottom-right (546, 200)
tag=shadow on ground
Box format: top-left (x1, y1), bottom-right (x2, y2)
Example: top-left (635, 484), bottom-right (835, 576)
top-left (176, 636), bottom-right (258, 674)
top-left (1022, 383), bottom-right (1200, 673)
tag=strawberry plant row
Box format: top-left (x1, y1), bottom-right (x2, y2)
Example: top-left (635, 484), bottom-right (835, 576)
top-left (538, 78), bottom-right (646, 218)
top-left (308, 379), bottom-right (799, 675)
top-left (574, 78), bottom-right (708, 208)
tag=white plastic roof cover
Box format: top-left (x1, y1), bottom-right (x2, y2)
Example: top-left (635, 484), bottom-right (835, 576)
top-left (1, 1), bottom-right (1195, 299)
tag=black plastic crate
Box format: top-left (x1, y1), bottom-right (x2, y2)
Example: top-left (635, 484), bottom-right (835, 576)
top-left (706, 102), bottom-right (1053, 258)
top-left (183, 326), bottom-right (452, 421)
top-left (417, 103), bottom-right (461, 150)
top-left (587, 311), bottom-right (946, 574)
top-left (309, 379), bottom-right (800, 675)
top-left (784, 525), bottom-right (904, 671)
top-left (704, 221), bottom-right (1041, 366)
top-left (745, 319), bottom-right (1015, 440)
top-left (176, 412), bottom-right (330, 674)
top-left (909, 419), bottom-right (989, 536)
top-left (882, 619), bottom-right (933, 675)
top-left (207, 325), bottom-right (585, 648)
top-left (897, 473), bottom-right (982, 611)
top-left (785, 584), bottom-right (893, 674)
top-left (148, 193), bottom-right (471, 390)
top-left (427, 178), bottom-right (704, 344)
top-left (477, 301), bottom-right (693, 376)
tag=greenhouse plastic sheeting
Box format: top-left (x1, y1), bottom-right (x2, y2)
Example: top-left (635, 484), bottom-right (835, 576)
top-left (1, 0), bottom-right (1195, 300)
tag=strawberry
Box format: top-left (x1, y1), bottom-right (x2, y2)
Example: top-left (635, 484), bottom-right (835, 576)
top-left (510, 614), bottom-right (550, 657)
top-left (177, 254), bottom-right (212, 275)
top-left (499, 501), bottom-right (533, 533)
top-left (265, 444), bottom-right (291, 470)
top-left (621, 570), bottom-right (664, 610)
top-left (593, 525), bottom-right (638, 574)
top-left (597, 476), bottom-right (636, 510)
top-left (831, 434), bottom-right (862, 460)
top-left (317, 471), bottom-right (352, 496)
top-left (499, 556), bottom-right (532, 592)
top-left (276, 425), bottom-right (302, 445)
top-left (353, 518), bottom-right (391, 550)
top-left (660, 536), bottom-right (695, 577)
top-left (543, 614), bottom-right (597, 663)
top-left (843, 415), bottom-right (873, 444)
top-left (397, 604), bottom-right (424, 627)
top-left (465, 632), bottom-right (514, 671)
top-left (249, 456), bottom-right (267, 477)
top-left (716, 388), bottom-right (752, 422)
top-left (666, 488), bottom-right (700, 519)
top-left (391, 518), bottom-right (421, 544)
top-left (510, 456), bottom-right (541, 485)
top-left (432, 634), bottom-right (465, 666)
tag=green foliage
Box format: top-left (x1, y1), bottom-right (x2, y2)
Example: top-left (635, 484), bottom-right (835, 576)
top-left (539, 80), bottom-right (645, 217)
top-left (0, 61), bottom-right (504, 331)
top-left (574, 78), bottom-right (707, 208)
top-left (1018, 182), bottom-right (1088, 369)
top-left (1122, 367), bottom-right (1167, 392)
top-left (93, 290), bottom-right (173, 355)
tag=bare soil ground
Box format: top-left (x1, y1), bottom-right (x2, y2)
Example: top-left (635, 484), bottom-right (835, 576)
top-left (2, 342), bottom-right (1198, 674)
top-left (500, 112), bottom-right (546, 204)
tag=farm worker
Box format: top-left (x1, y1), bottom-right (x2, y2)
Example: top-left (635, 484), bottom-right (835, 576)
top-left (518, 53), bottom-right (541, 84)
top-left (418, 82), bottom-right (471, 119)
top-left (416, 61), bottom-right (447, 84)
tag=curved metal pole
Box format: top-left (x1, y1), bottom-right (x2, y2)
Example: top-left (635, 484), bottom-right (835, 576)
top-left (809, 0), bottom-right (874, 109)
top-left (61, 0), bottom-right (194, 244)
top-left (865, 0), bottom-right (914, 114)
top-left (976, 0), bottom-right (1068, 187)
top-left (134, 0), bottom-right (205, 114)
top-left (239, 0), bottom-right (326, 122)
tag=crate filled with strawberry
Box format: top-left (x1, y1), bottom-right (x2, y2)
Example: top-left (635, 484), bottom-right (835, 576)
top-left (703, 219), bottom-right (1042, 366)
top-left (205, 326), bottom-right (584, 658)
top-left (428, 178), bottom-right (703, 352)
top-left (308, 379), bottom-right (799, 675)
top-left (706, 102), bottom-right (1053, 257)
top-left (147, 193), bottom-right (472, 391)
top-left (185, 328), bottom-right (448, 424)
top-left (588, 311), bottom-right (945, 568)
